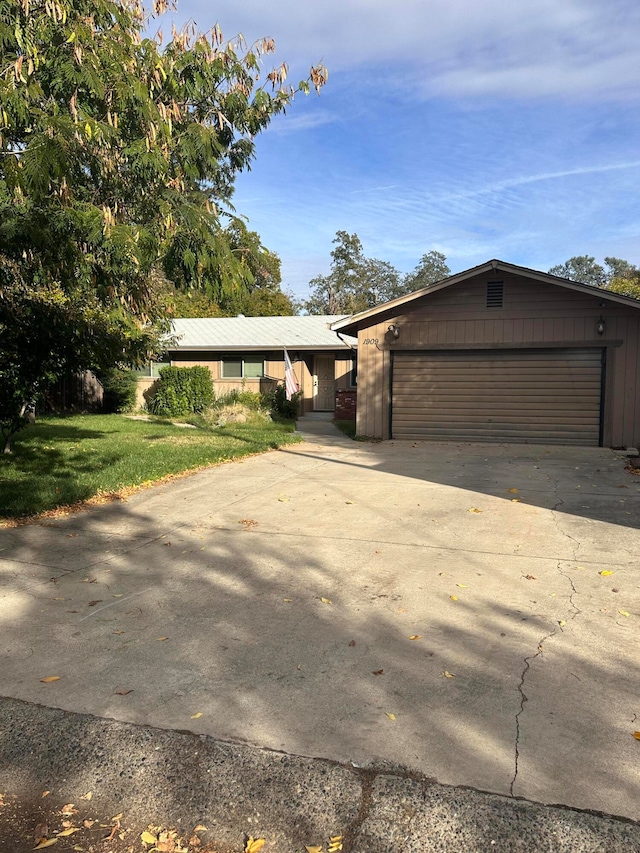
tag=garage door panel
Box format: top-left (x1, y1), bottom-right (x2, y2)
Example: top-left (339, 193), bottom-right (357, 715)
top-left (392, 348), bottom-right (602, 445)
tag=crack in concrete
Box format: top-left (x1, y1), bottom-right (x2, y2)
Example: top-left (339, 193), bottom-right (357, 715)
top-left (342, 770), bottom-right (375, 852)
top-left (511, 477), bottom-right (586, 798)
top-left (511, 628), bottom-right (557, 797)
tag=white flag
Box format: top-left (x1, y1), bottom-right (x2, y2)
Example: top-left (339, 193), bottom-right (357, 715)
top-left (283, 348), bottom-right (299, 401)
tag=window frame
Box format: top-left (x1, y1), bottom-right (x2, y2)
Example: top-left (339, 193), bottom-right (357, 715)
top-left (221, 355), bottom-right (266, 379)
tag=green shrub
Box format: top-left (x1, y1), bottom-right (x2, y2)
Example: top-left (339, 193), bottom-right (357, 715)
top-left (214, 389), bottom-right (263, 410)
top-left (99, 368), bottom-right (137, 413)
top-left (270, 384), bottom-right (302, 419)
top-left (147, 366), bottom-right (214, 416)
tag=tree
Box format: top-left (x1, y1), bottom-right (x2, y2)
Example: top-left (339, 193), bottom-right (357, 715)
top-left (305, 231), bottom-right (402, 314)
top-left (402, 251), bottom-right (450, 292)
top-left (0, 0), bottom-right (326, 449)
top-left (548, 255), bottom-right (640, 288)
top-left (304, 232), bottom-right (449, 315)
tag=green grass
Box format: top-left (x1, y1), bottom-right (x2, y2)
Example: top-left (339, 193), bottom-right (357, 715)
top-left (0, 413), bottom-right (301, 519)
top-left (333, 419), bottom-right (357, 439)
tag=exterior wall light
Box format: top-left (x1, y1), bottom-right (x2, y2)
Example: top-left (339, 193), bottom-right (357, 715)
top-left (596, 316), bottom-right (606, 336)
top-left (387, 324), bottom-right (400, 339)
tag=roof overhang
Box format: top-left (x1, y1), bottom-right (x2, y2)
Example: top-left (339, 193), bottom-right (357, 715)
top-left (330, 259), bottom-right (640, 335)
top-left (166, 344), bottom-right (356, 353)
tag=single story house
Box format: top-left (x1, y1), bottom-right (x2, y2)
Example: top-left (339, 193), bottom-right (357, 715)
top-left (164, 315), bottom-right (357, 416)
top-left (331, 259), bottom-right (640, 447)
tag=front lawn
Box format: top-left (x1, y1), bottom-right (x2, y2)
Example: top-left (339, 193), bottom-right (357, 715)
top-left (0, 413), bottom-right (300, 520)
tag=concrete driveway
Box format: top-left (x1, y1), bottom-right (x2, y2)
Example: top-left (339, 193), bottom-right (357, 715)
top-left (1, 425), bottom-right (639, 823)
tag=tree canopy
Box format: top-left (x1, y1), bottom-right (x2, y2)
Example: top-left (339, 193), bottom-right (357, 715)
top-left (304, 232), bottom-right (450, 315)
top-left (0, 0), bottom-right (325, 449)
top-left (548, 255), bottom-right (640, 301)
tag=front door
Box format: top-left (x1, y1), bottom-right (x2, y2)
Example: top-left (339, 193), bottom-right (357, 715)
top-left (313, 355), bottom-right (335, 411)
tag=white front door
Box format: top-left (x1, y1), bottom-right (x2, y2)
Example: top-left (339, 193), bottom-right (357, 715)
top-left (313, 356), bottom-right (335, 411)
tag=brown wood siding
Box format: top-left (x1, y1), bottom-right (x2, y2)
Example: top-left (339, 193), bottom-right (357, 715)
top-left (392, 349), bottom-right (603, 445)
top-left (354, 272), bottom-right (640, 446)
top-left (170, 349), bottom-right (349, 415)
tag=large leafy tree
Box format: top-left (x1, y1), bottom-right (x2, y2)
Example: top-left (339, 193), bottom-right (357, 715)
top-left (548, 255), bottom-right (638, 288)
top-left (304, 231), bottom-right (449, 315)
top-left (0, 0), bottom-right (326, 449)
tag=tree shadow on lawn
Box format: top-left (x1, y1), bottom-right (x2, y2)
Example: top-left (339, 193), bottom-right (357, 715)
top-left (0, 480), bottom-right (638, 838)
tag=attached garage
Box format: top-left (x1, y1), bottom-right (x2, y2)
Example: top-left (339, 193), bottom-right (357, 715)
top-left (391, 348), bottom-right (604, 445)
top-left (331, 260), bottom-right (640, 448)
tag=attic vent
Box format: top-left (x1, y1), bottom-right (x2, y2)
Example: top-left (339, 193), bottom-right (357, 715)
top-left (486, 281), bottom-right (504, 308)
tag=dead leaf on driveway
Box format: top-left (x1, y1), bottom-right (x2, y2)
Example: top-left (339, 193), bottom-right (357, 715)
top-left (33, 839), bottom-right (57, 849)
top-left (467, 508), bottom-right (482, 513)
top-left (385, 712), bottom-right (396, 721)
top-left (320, 597), bottom-right (332, 605)
top-left (408, 635), bottom-right (422, 640)
top-left (633, 732), bottom-right (640, 740)
top-left (245, 837), bottom-right (266, 853)
top-left (442, 671), bottom-right (456, 678)
top-left (619, 610), bottom-right (631, 617)
top-left (190, 712), bottom-right (203, 719)
top-left (524, 575), bottom-right (537, 581)
top-left (115, 689), bottom-right (132, 696)
top-left (239, 519), bottom-right (258, 531)
top-left (599, 570), bottom-right (614, 576)
top-left (372, 669), bottom-right (384, 675)
top-left (40, 676), bottom-right (60, 683)
top-left (508, 488), bottom-right (519, 493)
top-left (450, 595), bottom-right (458, 601)
top-left (87, 600), bottom-right (102, 607)
top-left (79, 791), bottom-right (92, 801)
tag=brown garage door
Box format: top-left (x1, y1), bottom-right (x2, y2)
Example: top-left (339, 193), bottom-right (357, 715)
top-left (392, 348), bottom-right (603, 445)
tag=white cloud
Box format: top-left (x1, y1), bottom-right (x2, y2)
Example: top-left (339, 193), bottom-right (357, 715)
top-left (179, 0), bottom-right (640, 100)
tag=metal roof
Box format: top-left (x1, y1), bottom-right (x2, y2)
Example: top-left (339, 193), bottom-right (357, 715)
top-left (169, 315), bottom-right (356, 351)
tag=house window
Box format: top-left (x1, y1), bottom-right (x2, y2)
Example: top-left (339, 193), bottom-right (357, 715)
top-left (486, 281), bottom-right (504, 308)
top-left (221, 356), bottom-right (265, 379)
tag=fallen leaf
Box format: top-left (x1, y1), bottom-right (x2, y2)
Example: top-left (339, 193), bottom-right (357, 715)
top-left (115, 689), bottom-right (132, 696)
top-left (33, 840), bottom-right (57, 849)
top-left (111, 813), bottom-right (123, 822)
top-left (305, 847), bottom-right (323, 853)
top-left (511, 498), bottom-right (521, 502)
top-left (599, 570), bottom-right (614, 576)
top-left (41, 791), bottom-right (50, 798)
top-left (450, 595), bottom-right (458, 601)
top-left (345, 500), bottom-right (355, 505)
top-left (193, 825), bottom-right (207, 832)
top-left (190, 712), bottom-right (203, 719)
top-left (320, 597), bottom-right (332, 605)
top-left (83, 820), bottom-right (94, 829)
top-left (283, 598), bottom-right (292, 602)
top-left (87, 600), bottom-right (102, 607)
top-left (40, 676), bottom-right (60, 683)
top-left (372, 669), bottom-right (384, 675)
top-left (524, 575), bottom-right (537, 580)
top-left (113, 594), bottom-right (123, 598)
top-left (385, 712), bottom-right (396, 720)
top-left (156, 636), bottom-right (169, 641)
top-left (508, 488), bottom-right (519, 493)
top-left (113, 630), bottom-right (125, 635)
top-left (442, 671), bottom-right (456, 678)
top-left (141, 830), bottom-right (157, 845)
top-left (456, 583), bottom-right (468, 588)
top-left (408, 635), bottom-right (422, 640)
top-left (34, 823), bottom-right (49, 841)
top-left (633, 732), bottom-right (640, 740)
top-left (467, 508), bottom-right (482, 513)
top-left (558, 620), bottom-right (566, 627)
top-left (80, 791), bottom-right (92, 801)
top-left (61, 805), bottom-right (77, 816)
top-left (56, 828), bottom-right (80, 837)
top-left (164, 542), bottom-right (172, 546)
top-left (245, 837), bottom-right (266, 853)
top-left (619, 610), bottom-right (631, 617)
top-left (329, 837), bottom-right (343, 852)
top-left (348, 640), bottom-right (356, 647)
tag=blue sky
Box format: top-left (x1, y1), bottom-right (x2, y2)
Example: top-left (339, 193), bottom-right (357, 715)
top-left (173, 0), bottom-right (640, 301)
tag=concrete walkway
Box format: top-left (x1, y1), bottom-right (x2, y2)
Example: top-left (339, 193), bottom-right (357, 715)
top-left (1, 433), bottom-right (639, 849)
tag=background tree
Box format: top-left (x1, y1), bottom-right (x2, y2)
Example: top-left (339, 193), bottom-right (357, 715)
top-left (402, 250), bottom-right (450, 292)
top-left (0, 0), bottom-right (326, 449)
top-left (304, 232), bottom-right (449, 314)
top-left (548, 255), bottom-right (639, 288)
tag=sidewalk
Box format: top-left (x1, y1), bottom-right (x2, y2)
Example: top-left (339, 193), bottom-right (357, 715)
top-left (1, 697), bottom-right (639, 853)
